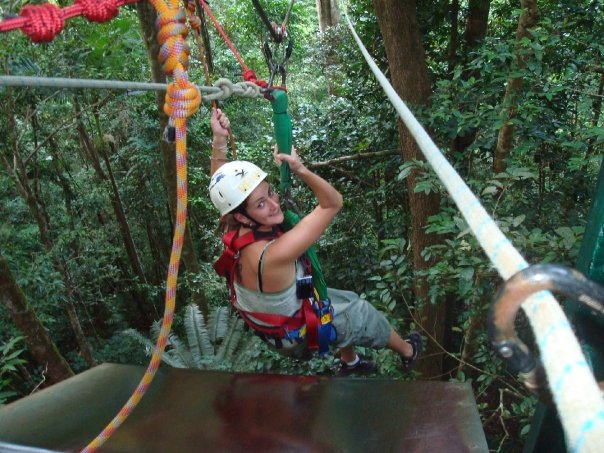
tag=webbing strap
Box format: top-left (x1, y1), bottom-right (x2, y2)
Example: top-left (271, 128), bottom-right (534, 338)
top-left (303, 299), bottom-right (319, 350)
top-left (345, 12), bottom-right (604, 452)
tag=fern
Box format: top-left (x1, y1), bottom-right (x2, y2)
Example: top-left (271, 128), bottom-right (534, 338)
top-left (167, 332), bottom-right (195, 368)
top-left (123, 329), bottom-right (185, 368)
top-left (216, 316), bottom-right (245, 362)
top-left (128, 304), bottom-right (248, 371)
top-left (184, 304), bottom-right (214, 368)
top-left (208, 306), bottom-right (230, 344)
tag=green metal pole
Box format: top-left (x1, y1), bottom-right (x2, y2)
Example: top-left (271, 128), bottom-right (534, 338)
top-left (524, 161), bottom-right (604, 452)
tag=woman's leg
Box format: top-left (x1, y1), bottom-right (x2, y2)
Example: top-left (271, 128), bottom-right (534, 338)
top-left (339, 345), bottom-right (357, 363)
top-left (387, 329), bottom-right (414, 358)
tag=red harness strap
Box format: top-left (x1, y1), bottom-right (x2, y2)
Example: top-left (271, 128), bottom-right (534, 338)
top-left (213, 227), bottom-right (320, 349)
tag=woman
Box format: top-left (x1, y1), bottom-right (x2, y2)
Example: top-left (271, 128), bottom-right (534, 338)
top-left (208, 108), bottom-right (421, 374)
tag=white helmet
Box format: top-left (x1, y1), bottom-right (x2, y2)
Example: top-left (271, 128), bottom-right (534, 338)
top-left (209, 161), bottom-right (267, 216)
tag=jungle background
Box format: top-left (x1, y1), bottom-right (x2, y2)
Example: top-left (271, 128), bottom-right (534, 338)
top-left (1, 0), bottom-right (603, 451)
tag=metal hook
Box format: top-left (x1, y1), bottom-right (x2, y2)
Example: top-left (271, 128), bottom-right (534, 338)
top-left (488, 264), bottom-right (604, 402)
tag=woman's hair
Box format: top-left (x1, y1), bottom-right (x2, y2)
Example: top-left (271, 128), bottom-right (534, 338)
top-left (216, 202), bottom-right (248, 233)
top-left (217, 213), bottom-right (240, 233)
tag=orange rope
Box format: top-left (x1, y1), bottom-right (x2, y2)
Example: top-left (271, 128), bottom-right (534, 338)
top-left (82, 1), bottom-right (200, 451)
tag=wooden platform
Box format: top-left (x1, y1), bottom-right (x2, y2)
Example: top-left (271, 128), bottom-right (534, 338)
top-left (0, 363), bottom-right (488, 452)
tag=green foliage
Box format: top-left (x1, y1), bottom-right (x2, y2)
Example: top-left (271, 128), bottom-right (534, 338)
top-left (0, 336), bottom-right (27, 405)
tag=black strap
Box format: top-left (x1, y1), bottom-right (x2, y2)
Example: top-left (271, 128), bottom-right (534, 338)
top-left (253, 226), bottom-right (281, 293)
top-left (250, 0), bottom-right (280, 42)
top-left (257, 241), bottom-right (272, 293)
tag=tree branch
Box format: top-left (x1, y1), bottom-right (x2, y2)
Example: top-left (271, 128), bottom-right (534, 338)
top-left (306, 148), bottom-right (399, 168)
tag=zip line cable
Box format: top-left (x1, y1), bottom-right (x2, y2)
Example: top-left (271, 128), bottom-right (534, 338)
top-left (0, 75), bottom-right (263, 100)
top-left (344, 12), bottom-right (603, 453)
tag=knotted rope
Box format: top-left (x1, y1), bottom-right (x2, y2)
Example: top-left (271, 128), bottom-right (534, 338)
top-left (0, 0), bottom-right (140, 42)
top-left (345, 12), bottom-right (604, 453)
top-left (82, 1), bottom-right (200, 451)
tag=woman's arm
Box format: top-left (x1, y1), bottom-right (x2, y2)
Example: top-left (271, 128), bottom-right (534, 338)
top-left (209, 108), bottom-right (230, 176)
top-left (267, 148), bottom-right (343, 264)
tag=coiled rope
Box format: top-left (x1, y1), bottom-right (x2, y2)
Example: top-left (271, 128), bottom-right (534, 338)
top-left (0, 75), bottom-right (262, 101)
top-left (0, 0), bottom-right (140, 42)
top-left (345, 12), bottom-right (604, 453)
top-left (82, 1), bottom-right (201, 451)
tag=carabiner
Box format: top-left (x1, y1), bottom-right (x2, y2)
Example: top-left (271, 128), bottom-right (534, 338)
top-left (488, 264), bottom-right (604, 402)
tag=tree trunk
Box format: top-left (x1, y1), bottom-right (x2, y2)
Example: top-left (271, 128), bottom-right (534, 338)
top-left (316, 0), bottom-right (340, 95)
top-left (373, 0), bottom-right (446, 378)
top-left (136, 1), bottom-right (209, 319)
top-left (447, 0), bottom-right (460, 75)
top-left (316, 0), bottom-right (340, 32)
top-left (464, 0), bottom-right (491, 48)
top-left (0, 254), bottom-right (74, 385)
top-left (74, 101), bottom-right (148, 287)
top-left (451, 0), bottom-right (491, 156)
top-left (492, 0), bottom-right (539, 174)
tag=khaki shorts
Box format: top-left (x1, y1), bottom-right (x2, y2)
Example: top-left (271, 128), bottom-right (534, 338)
top-left (328, 288), bottom-right (391, 349)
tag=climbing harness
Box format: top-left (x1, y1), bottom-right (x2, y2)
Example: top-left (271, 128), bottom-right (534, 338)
top-left (213, 227), bottom-right (335, 355)
top-left (344, 11), bottom-right (604, 452)
top-left (488, 264), bottom-right (604, 402)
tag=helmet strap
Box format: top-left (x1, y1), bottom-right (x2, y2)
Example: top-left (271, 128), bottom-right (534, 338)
top-left (233, 207), bottom-right (263, 230)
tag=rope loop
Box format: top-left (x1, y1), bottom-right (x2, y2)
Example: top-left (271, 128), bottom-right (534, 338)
top-left (20, 3), bottom-right (64, 43)
top-left (156, 8), bottom-right (190, 75)
top-left (75, 0), bottom-right (120, 23)
top-left (164, 79), bottom-right (201, 119)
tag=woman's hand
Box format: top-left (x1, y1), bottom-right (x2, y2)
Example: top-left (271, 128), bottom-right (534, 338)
top-left (273, 145), bottom-right (305, 174)
top-left (210, 108), bottom-right (230, 150)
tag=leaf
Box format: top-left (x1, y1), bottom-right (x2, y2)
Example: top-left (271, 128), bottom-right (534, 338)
top-left (459, 268), bottom-right (475, 281)
top-left (513, 215), bottom-right (526, 227)
top-left (397, 163), bottom-right (415, 181)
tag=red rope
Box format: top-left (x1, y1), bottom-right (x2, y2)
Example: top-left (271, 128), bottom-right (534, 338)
top-left (198, 0), bottom-right (268, 88)
top-left (0, 0), bottom-right (140, 42)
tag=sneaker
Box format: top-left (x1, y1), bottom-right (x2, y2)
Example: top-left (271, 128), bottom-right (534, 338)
top-left (338, 356), bottom-right (377, 376)
top-left (401, 331), bottom-right (422, 371)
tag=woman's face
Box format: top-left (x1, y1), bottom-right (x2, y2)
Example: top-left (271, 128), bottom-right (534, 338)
top-left (244, 181), bottom-right (283, 227)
